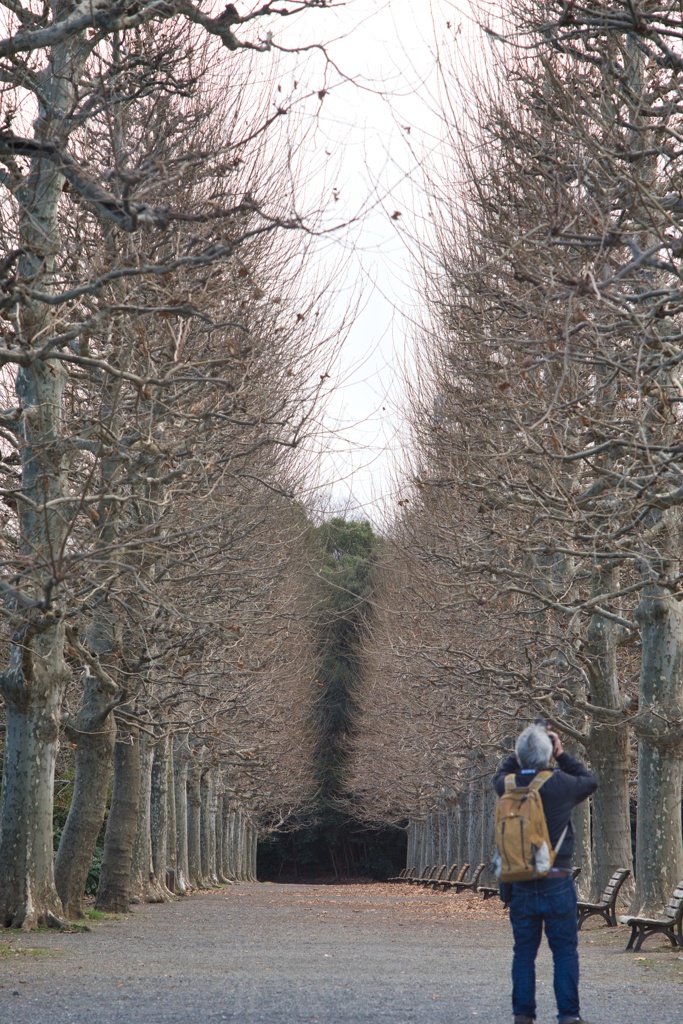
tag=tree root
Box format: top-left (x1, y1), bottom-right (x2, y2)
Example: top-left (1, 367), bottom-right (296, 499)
top-left (46, 912), bottom-right (91, 933)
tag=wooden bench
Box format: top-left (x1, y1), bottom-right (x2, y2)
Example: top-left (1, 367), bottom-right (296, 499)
top-left (407, 864), bottom-right (434, 885)
top-left (577, 868), bottom-right (631, 929)
top-left (424, 864), bottom-right (448, 888)
top-left (450, 862), bottom-right (486, 894)
top-left (418, 864), bottom-right (443, 886)
top-left (619, 881), bottom-right (683, 951)
top-left (481, 868), bottom-right (581, 901)
top-left (441, 862), bottom-right (469, 890)
top-left (434, 864), bottom-right (460, 891)
top-left (387, 866), bottom-right (414, 883)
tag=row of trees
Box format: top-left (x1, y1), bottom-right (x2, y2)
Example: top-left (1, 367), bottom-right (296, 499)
top-left (350, 0), bottom-right (683, 917)
top-left (0, 1), bottom-right (338, 928)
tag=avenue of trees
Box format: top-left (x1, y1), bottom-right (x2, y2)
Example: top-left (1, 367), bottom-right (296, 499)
top-left (349, 0), bottom-right (683, 919)
top-left (3, 0), bottom-right (683, 934)
top-left (0, 0), bottom-right (337, 928)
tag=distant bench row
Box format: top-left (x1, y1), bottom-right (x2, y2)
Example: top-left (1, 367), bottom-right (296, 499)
top-left (389, 865), bottom-right (683, 952)
top-left (389, 862), bottom-right (487, 894)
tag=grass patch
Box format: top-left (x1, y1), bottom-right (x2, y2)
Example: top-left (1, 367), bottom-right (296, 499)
top-left (0, 942), bottom-right (56, 957)
top-left (85, 908), bottom-right (125, 922)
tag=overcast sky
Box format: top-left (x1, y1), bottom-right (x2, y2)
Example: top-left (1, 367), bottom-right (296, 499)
top-left (262, 0), bottom-right (477, 523)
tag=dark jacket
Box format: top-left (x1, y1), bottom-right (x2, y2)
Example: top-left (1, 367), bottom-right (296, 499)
top-left (492, 751), bottom-right (598, 869)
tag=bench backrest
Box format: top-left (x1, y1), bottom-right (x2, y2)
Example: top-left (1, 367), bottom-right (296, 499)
top-left (435, 864), bottom-right (447, 881)
top-left (426, 864), bottom-right (439, 881)
top-left (663, 881), bottom-right (683, 923)
top-left (445, 863), bottom-right (459, 882)
top-left (470, 863), bottom-right (486, 887)
top-left (599, 868), bottom-right (631, 908)
top-left (455, 862), bottom-right (470, 883)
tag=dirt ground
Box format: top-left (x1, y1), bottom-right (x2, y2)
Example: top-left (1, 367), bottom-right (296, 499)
top-left (1, 882), bottom-right (682, 1023)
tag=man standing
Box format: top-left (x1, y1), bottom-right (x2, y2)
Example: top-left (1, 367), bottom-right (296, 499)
top-left (493, 723), bottom-right (598, 1024)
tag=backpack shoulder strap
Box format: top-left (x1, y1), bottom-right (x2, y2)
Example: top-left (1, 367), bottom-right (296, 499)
top-left (504, 773), bottom-right (518, 793)
top-left (528, 770), bottom-right (553, 792)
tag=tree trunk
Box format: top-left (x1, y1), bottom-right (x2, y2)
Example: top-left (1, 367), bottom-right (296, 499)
top-left (130, 734), bottom-right (165, 902)
top-left (482, 783), bottom-right (497, 884)
top-left (222, 798), bottom-right (236, 881)
top-left (173, 736), bottom-right (190, 893)
top-left (54, 673), bottom-right (117, 919)
top-left (585, 596), bottom-right (634, 899)
top-left (167, 747), bottom-right (177, 883)
top-left (467, 771), bottom-right (484, 869)
top-left (207, 770), bottom-right (219, 885)
top-left (187, 763), bottom-right (203, 888)
top-left (448, 804), bottom-right (460, 866)
top-left (0, 7), bottom-right (88, 931)
top-left (96, 724), bottom-right (141, 912)
top-left (458, 790), bottom-right (469, 867)
top-left (150, 734), bottom-right (173, 900)
top-left (572, 799), bottom-right (593, 901)
top-left (0, 665), bottom-right (66, 929)
top-left (248, 819), bottom-right (258, 882)
top-left (406, 820), bottom-right (416, 870)
top-left (200, 770), bottom-right (214, 885)
top-left (215, 789), bottom-right (228, 883)
top-left (631, 587), bottom-right (683, 915)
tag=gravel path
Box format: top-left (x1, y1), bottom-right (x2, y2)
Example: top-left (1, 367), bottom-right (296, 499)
top-left (1, 882), bottom-right (682, 1024)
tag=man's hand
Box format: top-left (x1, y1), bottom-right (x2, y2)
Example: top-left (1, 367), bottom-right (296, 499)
top-left (548, 731), bottom-right (563, 759)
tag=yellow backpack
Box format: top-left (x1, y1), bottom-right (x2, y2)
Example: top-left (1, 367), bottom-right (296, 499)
top-left (494, 771), bottom-right (567, 883)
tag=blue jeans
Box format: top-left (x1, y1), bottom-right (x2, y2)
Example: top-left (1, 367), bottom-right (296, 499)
top-left (509, 876), bottom-right (579, 1021)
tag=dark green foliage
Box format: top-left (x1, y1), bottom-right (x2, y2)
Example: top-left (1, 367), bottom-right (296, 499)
top-left (308, 517), bottom-right (379, 806)
top-left (53, 773), bottom-right (108, 896)
top-left (257, 820), bottom-right (406, 882)
top-left (257, 517), bottom-right (406, 881)
top-left (85, 846), bottom-right (104, 896)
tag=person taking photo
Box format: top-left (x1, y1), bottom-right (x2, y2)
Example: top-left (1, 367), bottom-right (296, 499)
top-left (493, 723), bottom-right (598, 1024)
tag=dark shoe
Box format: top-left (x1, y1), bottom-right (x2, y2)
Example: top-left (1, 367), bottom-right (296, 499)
top-left (558, 1018), bottom-right (591, 1023)
top-left (514, 1017), bottom-right (534, 1024)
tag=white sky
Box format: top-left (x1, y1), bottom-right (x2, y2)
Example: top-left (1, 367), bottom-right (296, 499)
top-left (260, 0), bottom-right (479, 523)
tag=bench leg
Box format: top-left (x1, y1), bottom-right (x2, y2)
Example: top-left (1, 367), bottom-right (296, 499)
top-left (602, 908), bottom-right (616, 927)
top-left (633, 928), bottom-right (648, 952)
top-left (625, 926), bottom-right (638, 951)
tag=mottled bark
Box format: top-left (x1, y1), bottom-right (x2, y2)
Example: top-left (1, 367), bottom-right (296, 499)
top-left (572, 800), bottom-right (593, 901)
top-left (406, 820), bottom-right (416, 871)
top-left (54, 673), bottom-right (117, 919)
top-left (0, 0), bottom-right (88, 931)
top-left (130, 734), bottom-right (165, 902)
top-left (200, 770), bottom-right (214, 884)
top-left (467, 771), bottom-right (484, 869)
top-left (448, 804), bottom-right (460, 867)
top-left (96, 724), bottom-right (141, 913)
top-left (187, 762), bottom-right (203, 888)
top-left (173, 736), bottom-right (190, 892)
top-left (631, 587), bottom-right (683, 915)
top-left (221, 798), bottom-right (236, 882)
top-left (585, 595), bottom-right (634, 899)
top-left (167, 749), bottom-right (177, 879)
top-left (248, 819), bottom-right (258, 882)
top-left (0, 657), bottom-right (66, 928)
top-left (458, 790), bottom-right (469, 868)
top-left (0, 358), bottom-right (70, 929)
top-left (482, 784), bottom-right (497, 885)
top-left (209, 772), bottom-right (220, 885)
top-left (215, 789), bottom-right (228, 883)
top-left (150, 734), bottom-right (173, 900)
